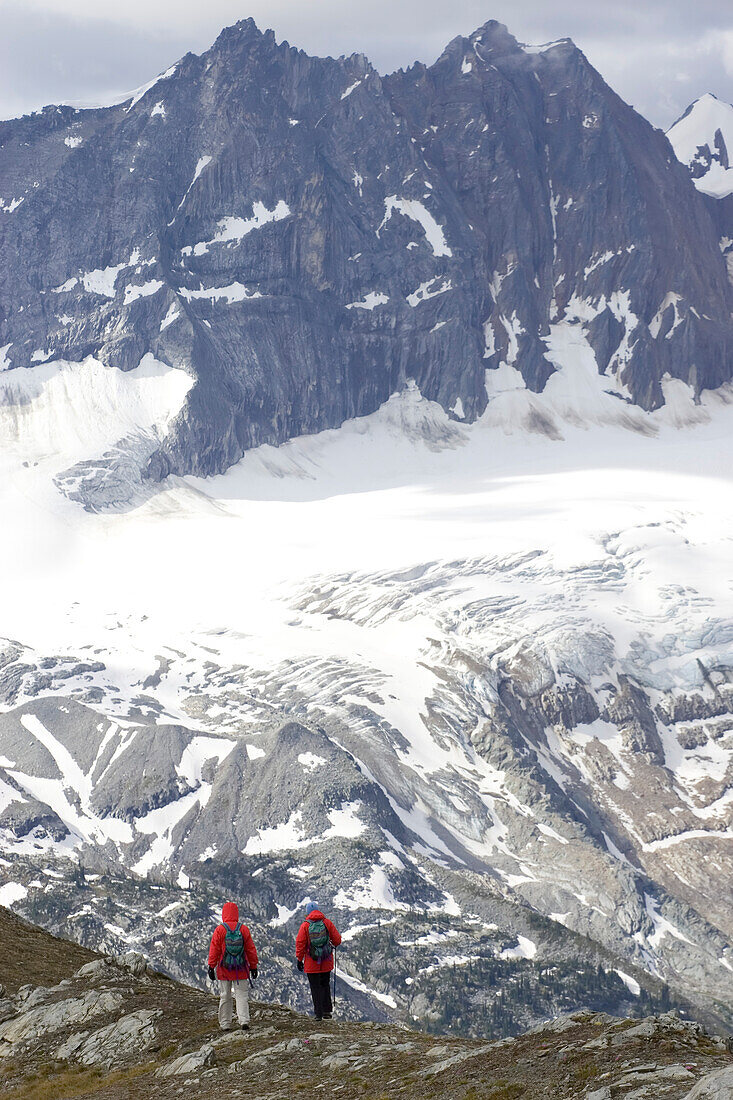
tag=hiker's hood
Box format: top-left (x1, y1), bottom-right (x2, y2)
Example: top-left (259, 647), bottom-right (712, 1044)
top-left (307, 909), bottom-right (325, 921)
top-left (222, 901), bottom-right (239, 927)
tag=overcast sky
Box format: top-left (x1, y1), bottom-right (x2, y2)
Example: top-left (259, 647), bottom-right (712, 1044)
top-left (1, 0), bottom-right (732, 129)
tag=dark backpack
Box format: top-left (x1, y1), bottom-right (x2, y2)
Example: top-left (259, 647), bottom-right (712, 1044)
top-left (222, 922), bottom-right (248, 973)
top-left (308, 918), bottom-right (333, 962)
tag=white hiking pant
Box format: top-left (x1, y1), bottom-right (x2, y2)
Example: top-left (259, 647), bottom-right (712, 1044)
top-left (218, 979), bottom-right (250, 1029)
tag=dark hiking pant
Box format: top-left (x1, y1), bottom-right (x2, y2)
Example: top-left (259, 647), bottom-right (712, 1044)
top-left (307, 971), bottom-right (333, 1018)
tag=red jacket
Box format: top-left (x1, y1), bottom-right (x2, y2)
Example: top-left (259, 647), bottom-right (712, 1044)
top-left (208, 902), bottom-right (258, 981)
top-left (295, 910), bottom-right (341, 974)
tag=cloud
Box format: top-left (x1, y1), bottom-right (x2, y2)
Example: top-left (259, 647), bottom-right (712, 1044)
top-left (720, 29), bottom-right (733, 76)
top-left (578, 26), bottom-right (733, 127)
top-left (0, 3), bottom-right (191, 119)
top-left (0, 0), bottom-right (732, 127)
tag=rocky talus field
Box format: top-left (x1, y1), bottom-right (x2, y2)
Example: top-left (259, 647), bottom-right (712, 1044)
top-left (0, 906), bottom-right (732, 1100)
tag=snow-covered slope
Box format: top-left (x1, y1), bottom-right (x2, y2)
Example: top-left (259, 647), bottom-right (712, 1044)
top-left (668, 94), bottom-right (733, 199)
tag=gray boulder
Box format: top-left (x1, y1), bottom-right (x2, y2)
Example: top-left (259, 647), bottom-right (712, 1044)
top-left (74, 960), bottom-right (112, 980)
top-left (0, 990), bottom-right (123, 1044)
top-left (56, 1007), bottom-right (161, 1067)
top-left (156, 1042), bottom-right (216, 1077)
top-left (112, 951), bottom-right (151, 977)
top-left (683, 1065), bottom-right (733, 1099)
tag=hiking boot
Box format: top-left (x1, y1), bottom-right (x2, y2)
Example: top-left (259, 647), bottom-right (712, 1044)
top-left (323, 1013), bottom-right (333, 1019)
top-left (241, 1023), bottom-right (250, 1031)
top-left (314, 1014), bottom-right (323, 1021)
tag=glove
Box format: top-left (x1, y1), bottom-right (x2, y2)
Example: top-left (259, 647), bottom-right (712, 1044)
top-left (297, 960), bottom-right (304, 972)
top-left (208, 966), bottom-right (216, 981)
top-left (250, 968), bottom-right (258, 980)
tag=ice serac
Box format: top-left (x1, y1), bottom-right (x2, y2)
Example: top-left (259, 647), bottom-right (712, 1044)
top-left (0, 18), bottom-right (732, 483)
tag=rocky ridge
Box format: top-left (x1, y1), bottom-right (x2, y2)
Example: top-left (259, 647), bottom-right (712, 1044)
top-left (0, 905), bottom-right (731, 1100)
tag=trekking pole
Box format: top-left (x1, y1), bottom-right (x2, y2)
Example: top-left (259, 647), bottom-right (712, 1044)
top-left (333, 950), bottom-right (337, 1007)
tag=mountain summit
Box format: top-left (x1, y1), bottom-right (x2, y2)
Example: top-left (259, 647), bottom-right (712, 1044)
top-left (0, 19), bottom-right (731, 483)
top-left (667, 93), bottom-right (733, 199)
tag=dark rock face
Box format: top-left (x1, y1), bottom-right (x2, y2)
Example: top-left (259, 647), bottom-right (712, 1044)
top-left (1, 19), bottom-right (732, 480)
top-left (688, 122), bottom-right (730, 181)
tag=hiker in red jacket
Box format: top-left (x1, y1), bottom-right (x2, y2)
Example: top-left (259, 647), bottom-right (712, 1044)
top-left (207, 901), bottom-right (259, 1031)
top-left (295, 902), bottom-right (342, 1020)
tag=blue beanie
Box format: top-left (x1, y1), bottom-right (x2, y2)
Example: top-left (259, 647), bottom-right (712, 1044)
top-left (306, 902), bottom-right (319, 916)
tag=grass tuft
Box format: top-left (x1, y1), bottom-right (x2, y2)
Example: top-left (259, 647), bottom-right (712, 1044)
top-left (3, 1061), bottom-right (154, 1100)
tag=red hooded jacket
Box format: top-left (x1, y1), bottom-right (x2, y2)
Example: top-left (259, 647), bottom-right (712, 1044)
top-left (208, 902), bottom-right (258, 981)
top-left (295, 910), bottom-right (341, 974)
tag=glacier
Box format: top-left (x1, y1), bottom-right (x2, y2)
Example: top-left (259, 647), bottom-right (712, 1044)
top-left (0, 338), bottom-right (731, 1027)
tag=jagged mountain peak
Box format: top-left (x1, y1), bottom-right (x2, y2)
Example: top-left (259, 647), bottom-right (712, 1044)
top-left (428, 21), bottom-right (585, 77)
top-left (471, 21), bottom-right (582, 63)
top-left (667, 92), bottom-right (733, 198)
top-left (673, 91), bottom-right (732, 123)
top-left (210, 16), bottom-right (277, 53)
top-left (438, 19), bottom-right (522, 61)
top-left (1, 14), bottom-right (732, 484)
top-left (205, 16), bottom-right (375, 78)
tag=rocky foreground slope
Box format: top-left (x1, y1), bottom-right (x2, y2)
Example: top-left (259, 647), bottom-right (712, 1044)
top-left (0, 906), bottom-right (731, 1100)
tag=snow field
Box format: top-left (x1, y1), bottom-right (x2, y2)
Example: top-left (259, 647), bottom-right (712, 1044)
top-left (0, 354), bottom-right (192, 468)
top-left (182, 199), bottom-right (290, 257)
top-left (244, 801), bottom-right (366, 856)
top-left (0, 882), bottom-right (28, 907)
top-left (378, 196), bottom-right (452, 257)
top-left (179, 282), bottom-right (262, 303)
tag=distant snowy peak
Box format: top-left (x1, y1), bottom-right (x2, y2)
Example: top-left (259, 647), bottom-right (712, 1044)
top-left (668, 93), bottom-right (733, 199)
